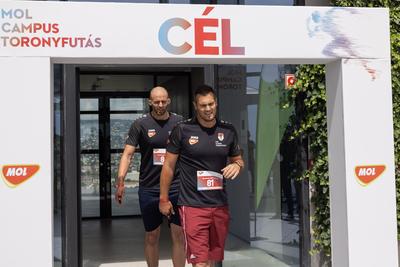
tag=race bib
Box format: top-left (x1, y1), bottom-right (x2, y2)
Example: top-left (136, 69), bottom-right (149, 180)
top-left (153, 148), bottom-right (166, 165)
top-left (197, 170), bottom-right (223, 191)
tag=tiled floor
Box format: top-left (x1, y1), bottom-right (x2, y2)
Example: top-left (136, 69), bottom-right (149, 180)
top-left (82, 218), bottom-right (186, 267)
top-left (68, 216), bottom-right (400, 267)
top-left (82, 218), bottom-right (299, 267)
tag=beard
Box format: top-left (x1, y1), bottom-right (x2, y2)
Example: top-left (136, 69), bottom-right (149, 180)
top-left (199, 112), bottom-right (215, 121)
top-left (153, 107), bottom-right (167, 116)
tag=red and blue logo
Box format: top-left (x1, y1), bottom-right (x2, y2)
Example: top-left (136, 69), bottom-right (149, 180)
top-left (158, 6), bottom-right (245, 56)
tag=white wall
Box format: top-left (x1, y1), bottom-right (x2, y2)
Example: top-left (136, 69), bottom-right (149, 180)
top-left (326, 59), bottom-right (398, 266)
top-left (0, 57), bottom-right (53, 267)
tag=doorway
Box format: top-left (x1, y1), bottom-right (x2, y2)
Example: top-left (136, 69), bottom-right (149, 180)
top-left (79, 70), bottom-right (192, 219)
top-left (77, 69), bottom-right (193, 266)
top-left (60, 65), bottom-right (308, 267)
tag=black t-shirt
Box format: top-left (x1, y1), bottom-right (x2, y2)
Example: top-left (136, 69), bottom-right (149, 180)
top-left (126, 113), bottom-right (183, 191)
top-left (167, 117), bottom-right (241, 207)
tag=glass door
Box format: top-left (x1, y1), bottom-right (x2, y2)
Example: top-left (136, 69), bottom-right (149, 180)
top-left (109, 97), bottom-right (147, 216)
top-left (80, 98), bottom-right (101, 217)
top-left (80, 94), bottom-right (148, 218)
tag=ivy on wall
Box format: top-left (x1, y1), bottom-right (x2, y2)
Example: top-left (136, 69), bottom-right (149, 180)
top-left (288, 0), bottom-right (400, 258)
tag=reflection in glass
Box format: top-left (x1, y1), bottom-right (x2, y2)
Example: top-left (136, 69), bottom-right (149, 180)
top-left (246, 76), bottom-right (260, 94)
top-left (111, 114), bottom-right (142, 149)
top-left (111, 153), bottom-right (142, 216)
top-left (81, 154), bottom-right (100, 217)
top-left (218, 64), bottom-right (303, 267)
top-left (251, 64), bottom-right (300, 266)
top-left (80, 114), bottom-right (99, 150)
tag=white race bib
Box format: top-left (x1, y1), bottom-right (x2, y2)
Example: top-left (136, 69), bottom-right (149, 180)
top-left (197, 170), bottom-right (223, 191)
top-left (153, 148), bottom-right (166, 165)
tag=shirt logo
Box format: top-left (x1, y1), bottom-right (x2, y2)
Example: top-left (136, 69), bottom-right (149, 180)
top-left (217, 132), bottom-right (224, 141)
top-left (215, 141), bottom-right (227, 147)
top-left (189, 136), bottom-right (199, 145)
top-left (148, 129), bottom-right (156, 138)
top-left (190, 254), bottom-right (197, 259)
top-left (2, 164), bottom-right (40, 188)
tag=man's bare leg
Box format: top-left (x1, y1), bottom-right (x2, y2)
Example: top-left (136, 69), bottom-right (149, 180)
top-left (145, 226), bottom-right (161, 267)
top-left (170, 223), bottom-right (186, 267)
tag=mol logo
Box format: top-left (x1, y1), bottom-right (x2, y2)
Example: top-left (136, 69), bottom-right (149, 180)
top-left (1, 164), bottom-right (40, 187)
top-left (159, 6), bottom-right (245, 55)
top-left (355, 165), bottom-right (386, 186)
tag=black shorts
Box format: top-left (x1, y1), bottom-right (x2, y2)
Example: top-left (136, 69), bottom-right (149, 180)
top-left (138, 187), bottom-right (180, 232)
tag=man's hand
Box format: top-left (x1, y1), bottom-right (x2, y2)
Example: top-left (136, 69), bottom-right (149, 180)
top-left (115, 184), bottom-right (125, 204)
top-left (159, 199), bottom-right (174, 219)
top-left (221, 162), bottom-right (241, 179)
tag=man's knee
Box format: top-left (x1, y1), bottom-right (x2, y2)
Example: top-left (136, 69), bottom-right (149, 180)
top-left (170, 225), bottom-right (184, 244)
top-left (145, 228), bottom-right (160, 246)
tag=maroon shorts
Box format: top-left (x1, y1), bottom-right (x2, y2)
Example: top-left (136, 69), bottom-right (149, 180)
top-left (179, 206), bottom-right (229, 264)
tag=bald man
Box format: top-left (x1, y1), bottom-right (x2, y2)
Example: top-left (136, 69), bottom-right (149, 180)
top-left (116, 87), bottom-right (185, 267)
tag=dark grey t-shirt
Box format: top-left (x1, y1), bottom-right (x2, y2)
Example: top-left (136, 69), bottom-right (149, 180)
top-left (126, 113), bottom-right (183, 191)
top-left (167, 117), bottom-right (241, 207)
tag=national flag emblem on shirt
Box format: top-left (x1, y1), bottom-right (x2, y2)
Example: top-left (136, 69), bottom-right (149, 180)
top-left (189, 136), bottom-right (199, 145)
top-left (148, 129), bottom-right (156, 138)
top-left (218, 133), bottom-right (224, 141)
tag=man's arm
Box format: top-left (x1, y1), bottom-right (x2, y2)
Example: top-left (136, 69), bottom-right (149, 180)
top-left (159, 152), bottom-right (179, 216)
top-left (115, 144), bottom-right (136, 204)
top-left (221, 155), bottom-right (244, 180)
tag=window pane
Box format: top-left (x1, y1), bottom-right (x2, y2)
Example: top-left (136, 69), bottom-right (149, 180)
top-left (111, 113), bottom-right (143, 149)
top-left (111, 153), bottom-right (141, 216)
top-left (246, 76), bottom-right (260, 95)
top-left (80, 99), bottom-right (98, 111)
top-left (80, 114), bottom-right (99, 150)
top-left (110, 98), bottom-right (147, 111)
top-left (81, 154), bottom-right (100, 217)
